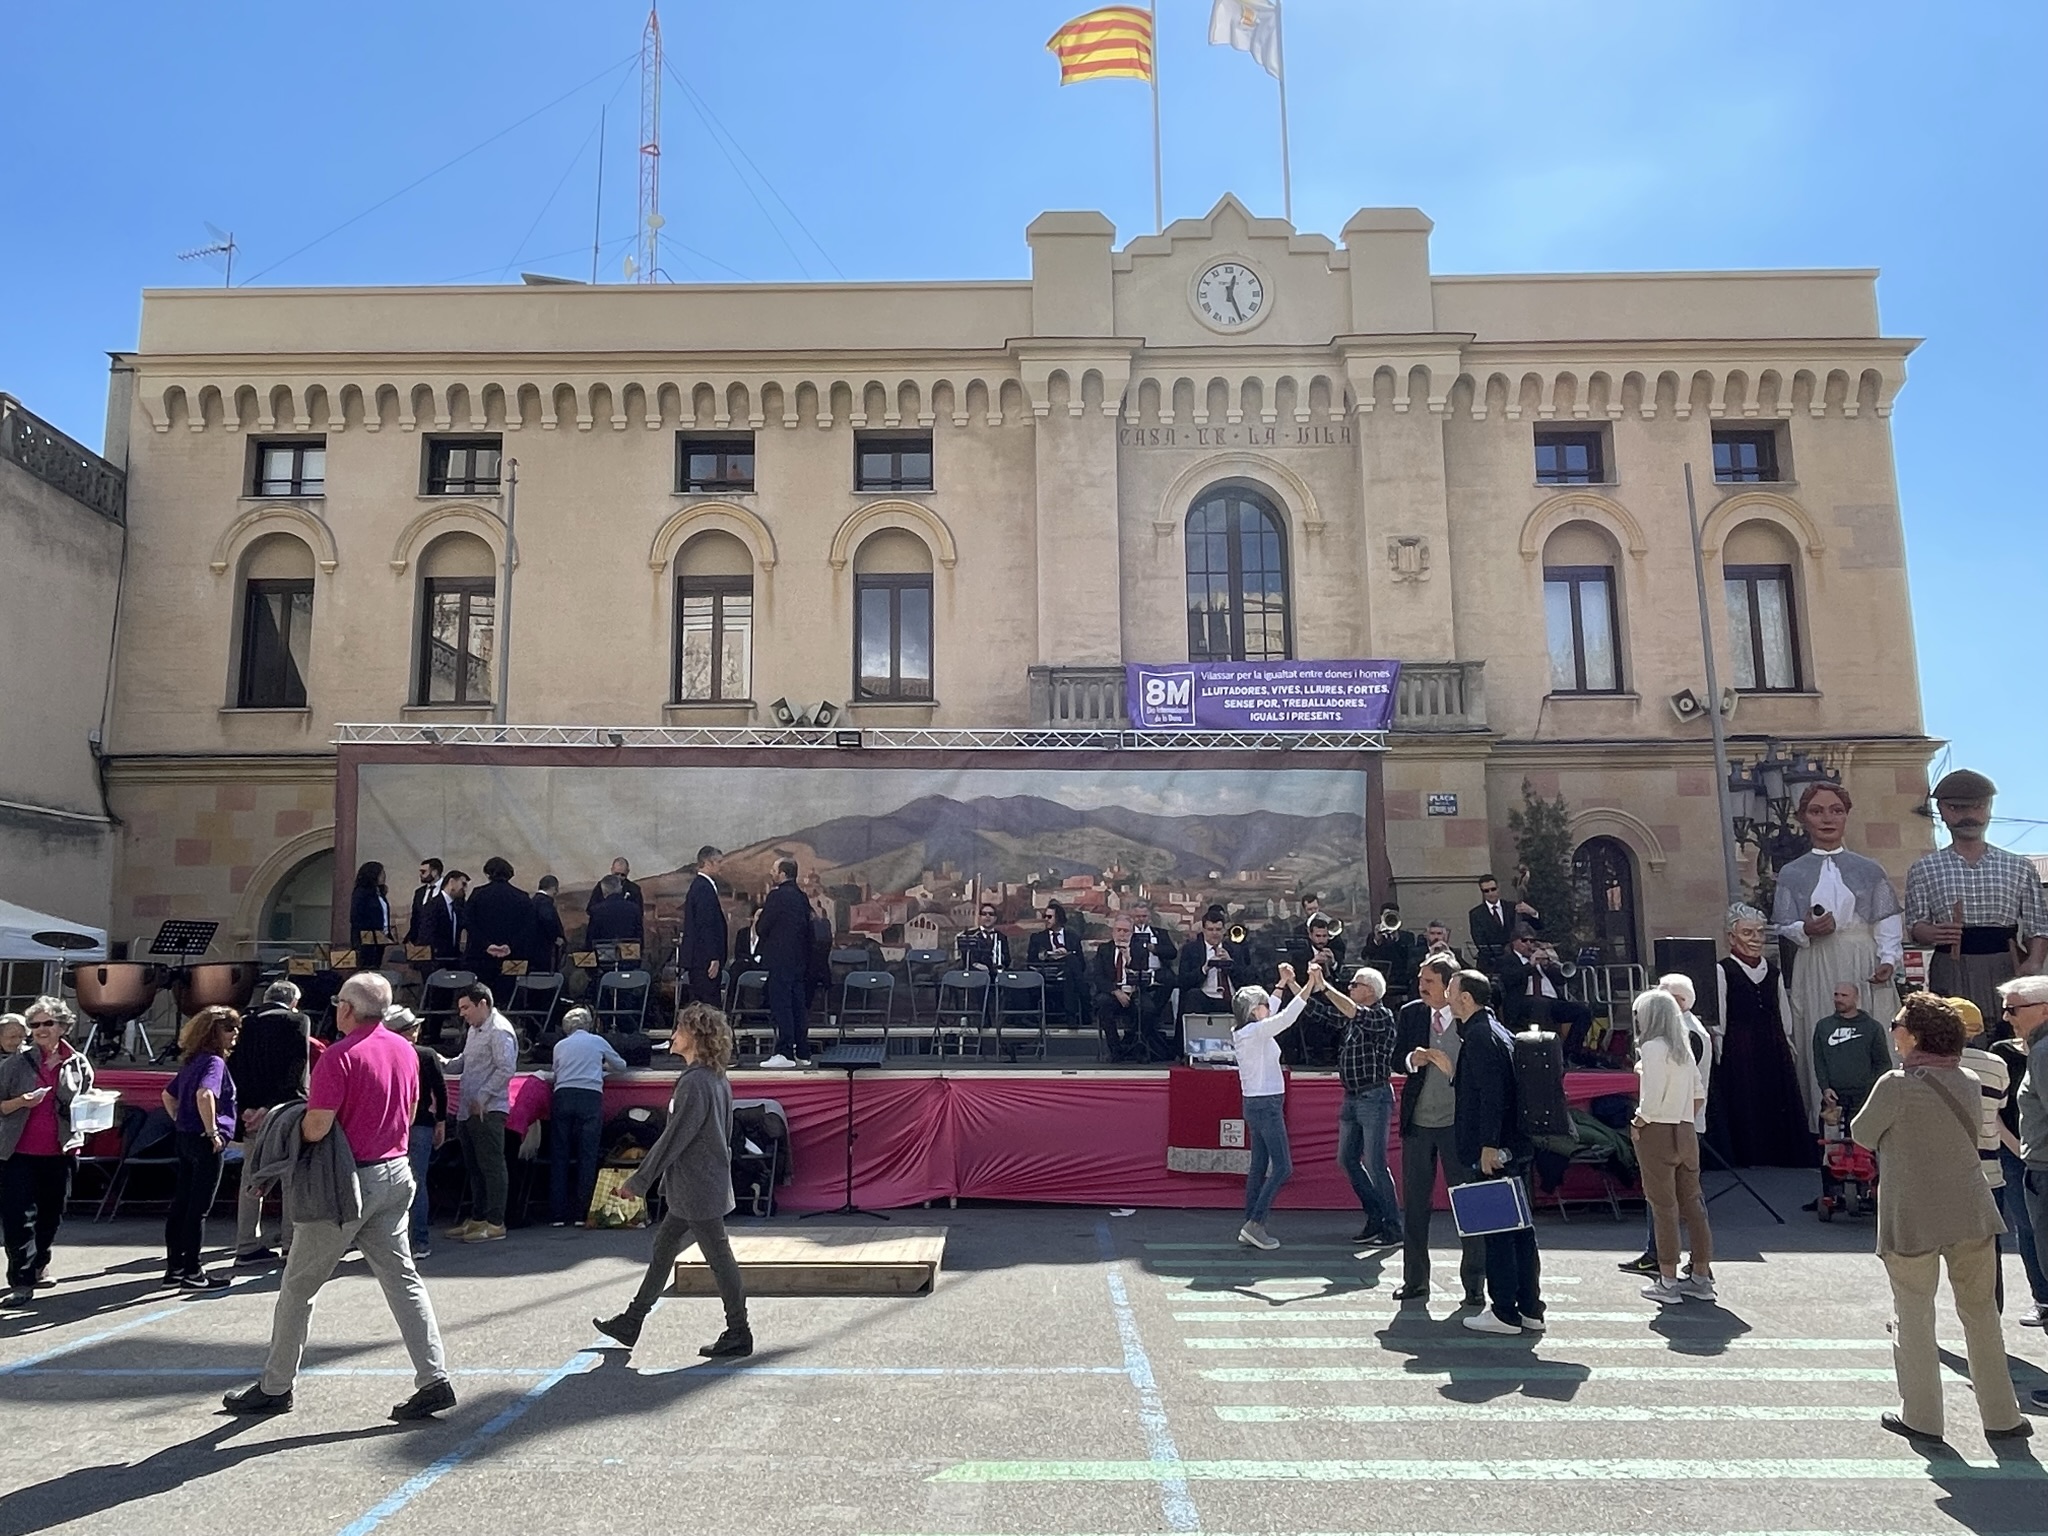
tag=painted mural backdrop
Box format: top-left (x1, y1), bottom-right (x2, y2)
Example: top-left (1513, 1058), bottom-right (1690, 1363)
top-left (354, 763), bottom-right (1372, 955)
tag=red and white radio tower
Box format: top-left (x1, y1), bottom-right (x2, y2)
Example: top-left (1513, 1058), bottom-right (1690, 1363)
top-left (636, 6), bottom-right (663, 283)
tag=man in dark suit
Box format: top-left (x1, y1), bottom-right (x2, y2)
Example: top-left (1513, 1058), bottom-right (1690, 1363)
top-left (464, 858), bottom-right (538, 1007)
top-left (1093, 914), bottom-right (1145, 1062)
top-left (405, 858), bottom-right (444, 948)
top-left (1497, 931), bottom-right (1595, 1061)
top-left (1391, 955), bottom-right (1486, 1305)
top-left (440, 871), bottom-right (471, 961)
top-left (1468, 873), bottom-right (1540, 981)
top-left (410, 870), bottom-right (461, 962)
top-left (586, 857), bottom-right (643, 913)
top-left (532, 876), bottom-right (566, 973)
top-left (1026, 900), bottom-right (1088, 1025)
top-left (1363, 905), bottom-right (1418, 1006)
top-left (586, 876), bottom-right (644, 949)
top-left (678, 846), bottom-right (728, 1007)
top-left (1176, 907), bottom-right (1248, 1027)
top-left (1123, 902), bottom-right (1178, 1060)
top-left (1450, 969), bottom-right (1544, 1334)
top-left (756, 858), bottom-right (813, 1065)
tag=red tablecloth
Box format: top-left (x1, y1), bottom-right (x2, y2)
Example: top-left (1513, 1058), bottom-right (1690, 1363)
top-left (91, 1066), bottom-right (1639, 1213)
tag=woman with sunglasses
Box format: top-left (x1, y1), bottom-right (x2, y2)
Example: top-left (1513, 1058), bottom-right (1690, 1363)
top-left (0, 998), bottom-right (96, 1307)
top-left (160, 1006), bottom-right (242, 1291)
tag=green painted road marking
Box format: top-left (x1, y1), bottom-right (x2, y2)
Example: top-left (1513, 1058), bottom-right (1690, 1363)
top-left (929, 1455), bottom-right (2047, 1483)
top-left (1204, 1366), bottom-right (1908, 1382)
top-left (1216, 1404), bottom-right (1889, 1424)
top-left (1176, 1310), bottom-right (1666, 1323)
top-left (1182, 1336), bottom-right (1894, 1351)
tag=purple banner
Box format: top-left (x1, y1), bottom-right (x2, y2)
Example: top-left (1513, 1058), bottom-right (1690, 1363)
top-left (1125, 660), bottom-right (1402, 732)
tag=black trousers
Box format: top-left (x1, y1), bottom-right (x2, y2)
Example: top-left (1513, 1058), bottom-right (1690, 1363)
top-left (686, 968), bottom-right (721, 1007)
top-left (165, 1131), bottom-right (225, 1276)
top-left (1399, 1123), bottom-right (1485, 1295)
top-left (3, 1153), bottom-right (74, 1288)
top-left (1096, 994), bottom-right (1140, 1060)
top-left (1485, 1218), bottom-right (1544, 1326)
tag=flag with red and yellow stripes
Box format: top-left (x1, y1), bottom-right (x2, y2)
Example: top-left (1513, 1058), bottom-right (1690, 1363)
top-left (1046, 5), bottom-right (1155, 85)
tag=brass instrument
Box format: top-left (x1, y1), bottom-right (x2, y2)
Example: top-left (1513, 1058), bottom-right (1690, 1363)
top-left (1227, 922), bottom-right (1248, 944)
top-left (1324, 919), bottom-right (1344, 942)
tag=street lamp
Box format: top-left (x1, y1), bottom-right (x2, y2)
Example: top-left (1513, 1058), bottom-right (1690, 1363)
top-left (1726, 740), bottom-right (1838, 887)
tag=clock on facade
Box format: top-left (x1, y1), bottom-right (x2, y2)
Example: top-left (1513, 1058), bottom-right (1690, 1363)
top-left (1192, 260), bottom-right (1267, 331)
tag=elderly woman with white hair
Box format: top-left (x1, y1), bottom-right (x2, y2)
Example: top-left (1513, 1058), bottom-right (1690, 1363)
top-left (1620, 974), bottom-right (1717, 1276)
top-left (550, 1006), bottom-right (627, 1228)
top-left (1231, 961), bottom-right (1319, 1251)
top-left (1630, 989), bottom-right (1717, 1306)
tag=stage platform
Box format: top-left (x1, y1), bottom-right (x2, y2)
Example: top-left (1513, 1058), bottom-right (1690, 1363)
top-left (93, 1063), bottom-right (1639, 1215)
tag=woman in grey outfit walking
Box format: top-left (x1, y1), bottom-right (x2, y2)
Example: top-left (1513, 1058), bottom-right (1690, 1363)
top-left (595, 1003), bottom-right (751, 1358)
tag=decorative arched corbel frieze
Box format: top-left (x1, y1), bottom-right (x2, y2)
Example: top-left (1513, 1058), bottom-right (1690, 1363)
top-left (209, 503), bottom-right (340, 576)
top-left (1518, 490), bottom-right (1649, 563)
top-left (826, 499), bottom-right (958, 570)
top-left (1698, 490), bottom-right (1825, 560)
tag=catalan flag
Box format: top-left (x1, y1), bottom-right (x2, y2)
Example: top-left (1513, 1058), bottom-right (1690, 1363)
top-left (1046, 5), bottom-right (1155, 85)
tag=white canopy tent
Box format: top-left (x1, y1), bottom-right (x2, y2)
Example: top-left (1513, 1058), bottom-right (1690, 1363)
top-left (0, 897), bottom-right (108, 963)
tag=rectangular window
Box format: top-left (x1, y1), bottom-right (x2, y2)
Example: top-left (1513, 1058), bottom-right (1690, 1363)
top-left (1534, 429), bottom-right (1606, 486)
top-left (425, 436), bottom-right (503, 495)
top-left (674, 577), bottom-right (753, 701)
top-left (1724, 563), bottom-right (1801, 690)
top-left (251, 439), bottom-right (326, 497)
top-left (1543, 565), bottom-right (1622, 693)
top-left (854, 432), bottom-right (934, 492)
top-left (418, 577), bottom-right (495, 705)
top-left (237, 580), bottom-right (313, 707)
top-left (1713, 429), bottom-right (1780, 484)
top-left (677, 434), bottom-right (756, 494)
top-left (854, 574), bottom-right (933, 700)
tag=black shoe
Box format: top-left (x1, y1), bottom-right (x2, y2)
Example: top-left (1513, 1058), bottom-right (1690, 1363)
top-left (593, 1313), bottom-right (642, 1349)
top-left (235, 1248), bottom-right (282, 1268)
top-left (1879, 1412), bottom-right (1945, 1443)
top-left (28, 1266), bottom-right (52, 1290)
top-left (2032, 1389), bottom-right (2048, 1412)
top-left (0, 1287), bottom-right (31, 1308)
top-left (222, 1382), bottom-right (293, 1415)
top-left (1390, 1283), bottom-right (1429, 1302)
top-left (698, 1325), bottom-right (753, 1359)
top-left (1460, 1291), bottom-right (1486, 1309)
top-left (390, 1378), bottom-right (457, 1421)
top-left (1617, 1252), bottom-right (1659, 1276)
top-left (178, 1270), bottom-right (230, 1292)
top-left (1986, 1419), bottom-right (2034, 1441)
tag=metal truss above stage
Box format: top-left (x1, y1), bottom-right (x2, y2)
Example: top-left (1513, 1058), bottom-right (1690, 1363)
top-left (333, 723), bottom-right (1388, 753)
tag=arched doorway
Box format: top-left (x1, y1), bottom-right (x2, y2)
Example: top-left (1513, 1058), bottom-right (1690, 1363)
top-left (1572, 836), bottom-right (1640, 967)
top-left (262, 850), bottom-right (334, 944)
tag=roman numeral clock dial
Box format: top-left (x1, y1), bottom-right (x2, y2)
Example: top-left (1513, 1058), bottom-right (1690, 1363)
top-left (1193, 261), bottom-right (1267, 332)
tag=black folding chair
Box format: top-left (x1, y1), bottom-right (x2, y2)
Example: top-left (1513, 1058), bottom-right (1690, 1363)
top-left (728, 970), bottom-right (774, 1060)
top-left (838, 971), bottom-right (895, 1048)
top-left (506, 971), bottom-right (565, 1055)
top-left (903, 949), bottom-right (950, 1026)
top-left (595, 969), bottom-right (652, 1035)
top-left (934, 969), bottom-right (990, 1057)
top-left (993, 970), bottom-right (1049, 1061)
top-left (420, 968), bottom-right (476, 1049)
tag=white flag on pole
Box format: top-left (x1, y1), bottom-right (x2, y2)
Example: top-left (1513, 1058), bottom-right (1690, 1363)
top-left (1208, 0), bottom-right (1282, 79)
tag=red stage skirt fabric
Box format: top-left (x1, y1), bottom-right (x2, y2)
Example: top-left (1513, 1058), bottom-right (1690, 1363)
top-left (92, 1067), bottom-right (1638, 1213)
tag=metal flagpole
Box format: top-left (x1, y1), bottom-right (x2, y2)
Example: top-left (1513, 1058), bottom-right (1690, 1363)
top-left (1149, 0), bottom-right (1164, 233)
top-left (494, 459), bottom-right (519, 728)
top-left (1685, 462), bottom-right (1743, 906)
top-left (1274, 0), bottom-right (1294, 223)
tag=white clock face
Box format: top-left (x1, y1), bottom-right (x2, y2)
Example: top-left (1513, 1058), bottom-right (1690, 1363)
top-left (1194, 261), bottom-right (1266, 329)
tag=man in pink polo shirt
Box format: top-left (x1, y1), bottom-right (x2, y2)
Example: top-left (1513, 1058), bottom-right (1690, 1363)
top-left (224, 972), bottom-right (453, 1421)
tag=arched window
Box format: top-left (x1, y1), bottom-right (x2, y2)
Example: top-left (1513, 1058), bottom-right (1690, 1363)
top-left (1572, 836), bottom-right (1639, 966)
top-left (853, 529), bottom-right (933, 700)
top-left (1541, 521), bottom-right (1624, 694)
top-left (415, 533), bottom-right (496, 706)
top-left (674, 531), bottom-right (754, 702)
top-left (1721, 519), bottom-right (1804, 692)
top-left (235, 532), bottom-right (315, 708)
top-left (1185, 486), bottom-right (1290, 661)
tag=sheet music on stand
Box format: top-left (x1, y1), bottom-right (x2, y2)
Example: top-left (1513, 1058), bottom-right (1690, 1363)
top-left (148, 920), bottom-right (219, 958)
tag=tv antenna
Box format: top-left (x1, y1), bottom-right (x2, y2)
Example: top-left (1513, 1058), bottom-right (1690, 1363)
top-left (178, 223), bottom-right (237, 287)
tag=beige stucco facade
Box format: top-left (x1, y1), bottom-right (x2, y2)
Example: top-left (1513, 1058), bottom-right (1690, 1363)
top-left (98, 195), bottom-right (1935, 954)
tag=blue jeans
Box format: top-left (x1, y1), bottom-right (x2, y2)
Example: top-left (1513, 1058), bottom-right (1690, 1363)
top-left (550, 1087), bottom-right (606, 1225)
top-left (1242, 1094), bottom-right (1292, 1224)
top-left (406, 1123), bottom-right (435, 1248)
top-left (1336, 1086), bottom-right (1399, 1233)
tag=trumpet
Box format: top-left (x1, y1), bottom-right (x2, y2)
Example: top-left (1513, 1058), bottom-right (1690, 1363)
top-left (1324, 919), bottom-right (1345, 942)
top-left (1227, 922), bottom-right (1248, 945)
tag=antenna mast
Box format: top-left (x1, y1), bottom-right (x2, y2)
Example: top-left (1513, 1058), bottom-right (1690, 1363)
top-left (636, 6), bottom-right (663, 283)
top-left (178, 226), bottom-right (237, 287)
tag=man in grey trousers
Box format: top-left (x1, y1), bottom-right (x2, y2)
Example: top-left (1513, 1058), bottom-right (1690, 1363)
top-left (224, 972), bottom-right (454, 1420)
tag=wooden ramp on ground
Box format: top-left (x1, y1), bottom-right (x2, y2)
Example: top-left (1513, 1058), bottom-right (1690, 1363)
top-left (673, 1226), bottom-right (947, 1298)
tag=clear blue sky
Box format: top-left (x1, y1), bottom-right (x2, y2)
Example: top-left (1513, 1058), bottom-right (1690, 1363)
top-left (4, 2), bottom-right (2041, 847)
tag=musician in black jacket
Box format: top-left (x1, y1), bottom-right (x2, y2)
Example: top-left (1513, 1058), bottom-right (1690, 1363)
top-left (1391, 956), bottom-right (1485, 1305)
top-left (348, 862), bottom-right (393, 973)
top-left (1496, 931), bottom-right (1594, 1059)
top-left (1363, 905), bottom-right (1418, 1004)
top-left (405, 858), bottom-right (445, 948)
top-left (586, 876), bottom-right (644, 950)
top-left (1468, 873), bottom-right (1541, 981)
top-left (464, 858), bottom-right (538, 1007)
top-left (677, 846), bottom-right (728, 1006)
top-left (1025, 900), bottom-right (1088, 1025)
top-left (1449, 970), bottom-right (1544, 1333)
top-left (1176, 908), bottom-right (1248, 1025)
top-left (956, 900), bottom-right (1009, 979)
top-left (756, 859), bottom-right (813, 1064)
top-left (532, 876), bottom-right (567, 973)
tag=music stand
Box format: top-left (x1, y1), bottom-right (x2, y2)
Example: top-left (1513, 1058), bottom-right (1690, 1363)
top-left (128, 921), bottom-right (220, 1061)
top-left (802, 1042), bottom-right (888, 1221)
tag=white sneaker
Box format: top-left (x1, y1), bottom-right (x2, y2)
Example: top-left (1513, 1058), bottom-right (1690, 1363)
top-left (1519, 1312), bottom-right (1547, 1332)
top-left (1641, 1276), bottom-right (1688, 1306)
top-left (1237, 1221), bottom-right (1279, 1251)
top-left (1462, 1310), bottom-right (1523, 1334)
top-left (761, 1054), bottom-right (795, 1070)
top-left (1678, 1274), bottom-right (1718, 1303)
